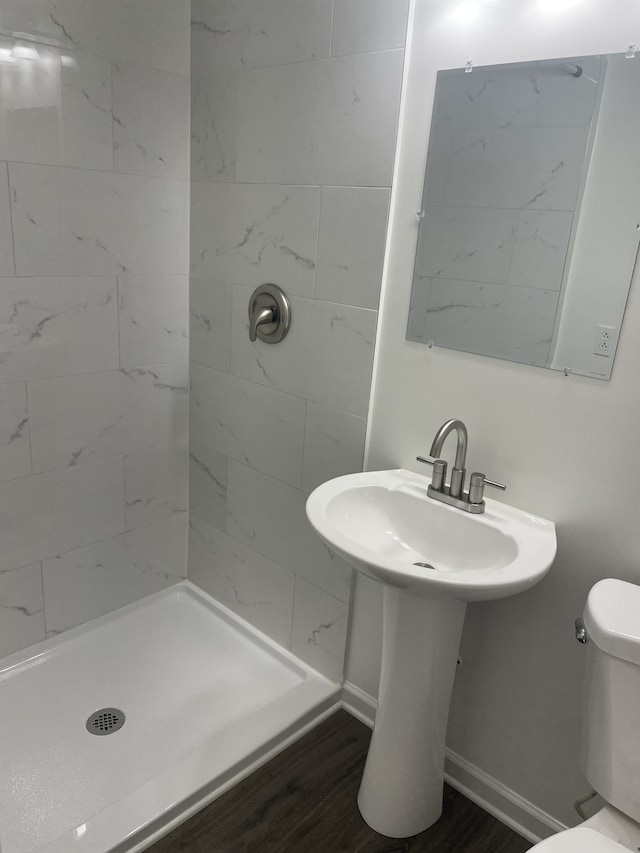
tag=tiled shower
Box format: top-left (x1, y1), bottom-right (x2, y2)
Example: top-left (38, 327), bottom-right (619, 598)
top-left (0, 2), bottom-right (190, 654)
top-left (188, 0), bottom-right (407, 680)
top-left (0, 0), bottom-right (410, 681)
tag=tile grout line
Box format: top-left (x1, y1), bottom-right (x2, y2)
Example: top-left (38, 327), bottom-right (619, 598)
top-left (39, 560), bottom-right (48, 641)
top-left (222, 458), bottom-right (351, 604)
top-left (3, 156), bottom-right (191, 183)
top-left (190, 360), bottom-right (366, 426)
top-left (0, 272), bottom-right (189, 280)
top-left (109, 59), bottom-right (117, 173)
top-left (4, 161), bottom-right (17, 277)
top-left (115, 274), bottom-right (123, 370)
top-left (300, 398), bottom-right (309, 492)
top-left (23, 379), bottom-right (34, 477)
top-left (5, 437), bottom-right (188, 484)
top-left (14, 360), bottom-right (188, 388)
top-left (329, 0), bottom-right (336, 58)
top-left (313, 186), bottom-right (324, 300)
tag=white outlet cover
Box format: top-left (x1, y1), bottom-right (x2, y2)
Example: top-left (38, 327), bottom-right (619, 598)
top-left (594, 324), bottom-right (616, 357)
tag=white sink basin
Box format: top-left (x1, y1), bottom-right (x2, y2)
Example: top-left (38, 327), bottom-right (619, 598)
top-left (306, 468), bottom-right (556, 602)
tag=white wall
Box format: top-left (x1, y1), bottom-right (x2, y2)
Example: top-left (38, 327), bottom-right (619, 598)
top-left (347, 0), bottom-right (640, 831)
top-left (0, 0), bottom-right (190, 656)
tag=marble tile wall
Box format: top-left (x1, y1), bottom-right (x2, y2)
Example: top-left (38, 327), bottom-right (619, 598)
top-left (0, 0), bottom-right (190, 657)
top-left (409, 58), bottom-right (601, 365)
top-left (188, 0), bottom-right (409, 681)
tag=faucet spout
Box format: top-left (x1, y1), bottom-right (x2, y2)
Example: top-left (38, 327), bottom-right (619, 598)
top-left (417, 417), bottom-right (506, 513)
top-left (429, 418), bottom-right (468, 472)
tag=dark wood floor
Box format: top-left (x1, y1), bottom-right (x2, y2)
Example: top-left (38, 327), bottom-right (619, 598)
top-left (146, 710), bottom-right (532, 853)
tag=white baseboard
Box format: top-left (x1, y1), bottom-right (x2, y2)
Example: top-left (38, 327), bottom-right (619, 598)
top-left (340, 683), bottom-right (567, 845)
top-left (342, 681), bottom-right (376, 728)
top-left (444, 749), bottom-right (567, 844)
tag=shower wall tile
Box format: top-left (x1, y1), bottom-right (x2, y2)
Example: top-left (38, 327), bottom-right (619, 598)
top-left (43, 514), bottom-right (187, 635)
top-left (189, 515), bottom-right (295, 648)
top-left (189, 0), bottom-right (408, 675)
top-left (230, 287), bottom-right (377, 417)
top-left (331, 0), bottom-right (410, 57)
top-left (301, 403), bottom-right (366, 494)
top-left (0, 163), bottom-right (15, 275)
top-left (291, 576), bottom-right (349, 682)
top-left (0, 383), bottom-right (31, 483)
top-left (118, 275), bottom-right (189, 367)
top-left (190, 278), bottom-right (233, 372)
top-left (50, 51), bottom-right (114, 170)
top-left (191, 72), bottom-right (238, 183)
top-left (29, 364), bottom-right (188, 474)
top-left (235, 50), bottom-right (404, 186)
top-left (0, 563), bottom-right (46, 658)
top-left (0, 277), bottom-right (118, 383)
top-left (0, 0), bottom-right (190, 73)
top-left (0, 51), bottom-right (60, 165)
top-left (190, 182), bottom-right (320, 296)
top-left (190, 362), bottom-right (305, 488)
top-left (0, 0), bottom-right (190, 659)
top-left (112, 62), bottom-right (190, 179)
top-left (124, 441), bottom-right (188, 531)
top-left (58, 52), bottom-right (114, 170)
top-left (226, 460), bottom-right (352, 603)
top-left (0, 50), bottom-right (113, 171)
top-left (9, 164), bottom-right (189, 277)
top-left (0, 457), bottom-right (124, 573)
top-left (189, 445), bottom-right (228, 530)
top-left (315, 186), bottom-right (390, 309)
top-left (191, 0), bottom-right (332, 76)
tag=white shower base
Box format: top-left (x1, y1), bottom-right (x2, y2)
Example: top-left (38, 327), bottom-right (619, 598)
top-left (0, 581), bottom-right (341, 853)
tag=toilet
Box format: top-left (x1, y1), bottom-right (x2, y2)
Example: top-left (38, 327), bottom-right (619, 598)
top-left (530, 578), bottom-right (640, 852)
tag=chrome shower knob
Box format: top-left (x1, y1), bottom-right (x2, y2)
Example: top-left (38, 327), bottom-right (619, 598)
top-left (248, 284), bottom-right (291, 344)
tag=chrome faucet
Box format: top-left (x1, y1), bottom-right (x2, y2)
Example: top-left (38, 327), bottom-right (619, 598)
top-left (429, 418), bottom-right (467, 498)
top-left (417, 418), bottom-right (506, 514)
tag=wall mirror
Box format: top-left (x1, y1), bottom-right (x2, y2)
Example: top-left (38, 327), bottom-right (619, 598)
top-left (407, 52), bottom-right (640, 380)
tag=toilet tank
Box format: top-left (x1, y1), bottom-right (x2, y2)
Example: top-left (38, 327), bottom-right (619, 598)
top-left (581, 578), bottom-right (640, 823)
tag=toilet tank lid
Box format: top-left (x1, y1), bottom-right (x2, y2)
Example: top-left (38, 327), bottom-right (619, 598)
top-left (584, 578), bottom-right (640, 665)
top-left (532, 828), bottom-right (632, 852)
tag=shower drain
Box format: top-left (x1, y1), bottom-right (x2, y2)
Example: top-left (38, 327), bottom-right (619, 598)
top-left (86, 708), bottom-right (126, 736)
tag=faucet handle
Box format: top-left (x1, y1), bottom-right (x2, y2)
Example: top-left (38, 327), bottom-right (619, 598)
top-left (416, 455), bottom-right (435, 466)
top-left (468, 472), bottom-right (506, 505)
top-left (416, 456), bottom-right (447, 491)
top-left (483, 476), bottom-right (506, 491)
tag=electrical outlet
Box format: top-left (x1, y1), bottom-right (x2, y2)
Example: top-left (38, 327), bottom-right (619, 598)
top-left (593, 324), bottom-right (616, 357)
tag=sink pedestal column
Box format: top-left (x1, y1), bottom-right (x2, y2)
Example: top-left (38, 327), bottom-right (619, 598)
top-left (357, 587), bottom-right (467, 838)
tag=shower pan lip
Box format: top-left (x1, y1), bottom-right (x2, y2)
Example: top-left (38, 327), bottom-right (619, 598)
top-left (0, 581), bottom-right (341, 853)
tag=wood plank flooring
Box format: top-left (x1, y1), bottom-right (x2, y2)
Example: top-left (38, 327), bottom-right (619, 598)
top-left (146, 710), bottom-right (532, 853)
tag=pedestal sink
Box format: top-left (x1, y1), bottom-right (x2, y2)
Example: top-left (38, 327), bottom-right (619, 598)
top-left (306, 468), bottom-right (556, 838)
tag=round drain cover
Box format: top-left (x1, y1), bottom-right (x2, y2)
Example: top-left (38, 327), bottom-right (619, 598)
top-left (86, 708), bottom-right (125, 736)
